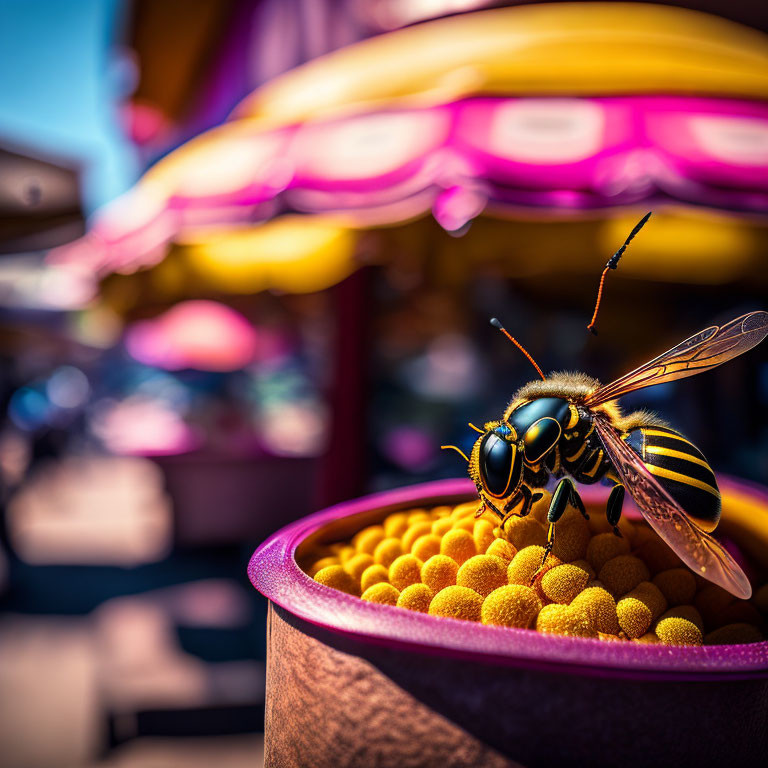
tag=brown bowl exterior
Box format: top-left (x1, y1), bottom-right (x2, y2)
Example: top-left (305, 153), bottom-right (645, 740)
top-left (251, 478), bottom-right (768, 768)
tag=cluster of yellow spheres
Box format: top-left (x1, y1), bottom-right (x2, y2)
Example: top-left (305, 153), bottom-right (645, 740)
top-left (304, 495), bottom-right (767, 646)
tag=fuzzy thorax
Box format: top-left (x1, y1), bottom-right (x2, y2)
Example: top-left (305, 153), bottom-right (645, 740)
top-left (512, 371), bottom-right (601, 405)
top-left (507, 371), bottom-right (668, 433)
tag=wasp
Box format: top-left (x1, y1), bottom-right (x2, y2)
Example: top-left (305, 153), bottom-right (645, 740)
top-left (443, 214), bottom-right (767, 599)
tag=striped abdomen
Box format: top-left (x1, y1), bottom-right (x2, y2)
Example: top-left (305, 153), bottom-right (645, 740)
top-left (624, 426), bottom-right (721, 532)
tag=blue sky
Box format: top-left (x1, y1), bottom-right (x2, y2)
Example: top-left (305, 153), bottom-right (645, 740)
top-left (0, 0), bottom-right (139, 214)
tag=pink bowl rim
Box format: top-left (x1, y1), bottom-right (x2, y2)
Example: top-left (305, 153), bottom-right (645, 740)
top-left (248, 476), bottom-right (768, 680)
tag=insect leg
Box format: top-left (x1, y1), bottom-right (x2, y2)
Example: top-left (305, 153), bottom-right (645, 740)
top-left (548, 478), bottom-right (573, 523)
top-left (606, 483), bottom-right (625, 538)
top-left (503, 488), bottom-right (525, 516)
top-left (500, 488), bottom-right (545, 538)
top-left (504, 489), bottom-right (544, 516)
top-left (568, 483), bottom-right (589, 521)
top-left (482, 496), bottom-right (504, 520)
top-left (531, 522), bottom-right (557, 585)
top-left (531, 478), bottom-right (572, 580)
top-left (500, 488), bottom-right (530, 531)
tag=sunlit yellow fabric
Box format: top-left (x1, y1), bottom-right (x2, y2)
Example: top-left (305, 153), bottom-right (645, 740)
top-left (177, 216), bottom-right (358, 294)
top-left (235, 3), bottom-right (768, 127)
top-left (718, 486), bottom-right (768, 570)
top-left (163, 208), bottom-right (767, 295)
top-left (84, 3), bottom-right (768, 297)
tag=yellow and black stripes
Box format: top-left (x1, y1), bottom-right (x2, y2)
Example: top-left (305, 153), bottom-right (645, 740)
top-left (581, 446), bottom-right (605, 478)
top-left (560, 413), bottom-right (609, 485)
top-left (564, 439), bottom-right (588, 463)
top-left (624, 426), bottom-right (721, 532)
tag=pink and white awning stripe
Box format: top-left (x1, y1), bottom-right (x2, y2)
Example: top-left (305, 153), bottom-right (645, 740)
top-left (51, 96), bottom-right (768, 275)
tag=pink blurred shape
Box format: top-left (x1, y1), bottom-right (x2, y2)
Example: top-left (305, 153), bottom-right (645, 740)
top-left (125, 300), bottom-right (258, 372)
top-left (122, 100), bottom-right (172, 145)
top-left (381, 426), bottom-right (435, 471)
top-left (433, 184), bottom-right (487, 232)
top-left (151, 579), bottom-right (253, 627)
top-left (91, 397), bottom-right (202, 456)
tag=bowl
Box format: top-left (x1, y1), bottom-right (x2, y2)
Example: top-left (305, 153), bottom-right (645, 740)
top-left (249, 477), bottom-right (768, 768)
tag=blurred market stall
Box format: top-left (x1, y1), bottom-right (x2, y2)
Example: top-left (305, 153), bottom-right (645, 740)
top-left (48, 3), bottom-right (768, 506)
top-left (2, 4), bottom-right (768, 766)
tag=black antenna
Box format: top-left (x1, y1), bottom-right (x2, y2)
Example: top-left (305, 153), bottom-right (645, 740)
top-left (587, 211), bottom-right (652, 335)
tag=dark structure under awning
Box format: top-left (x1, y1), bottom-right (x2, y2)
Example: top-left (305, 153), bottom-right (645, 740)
top-left (0, 145), bottom-right (85, 255)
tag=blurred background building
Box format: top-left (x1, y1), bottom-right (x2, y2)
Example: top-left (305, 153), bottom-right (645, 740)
top-left (1, 1), bottom-right (767, 765)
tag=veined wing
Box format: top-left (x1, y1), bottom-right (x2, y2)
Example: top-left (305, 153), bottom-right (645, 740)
top-left (585, 311), bottom-right (768, 408)
top-left (593, 414), bottom-right (752, 599)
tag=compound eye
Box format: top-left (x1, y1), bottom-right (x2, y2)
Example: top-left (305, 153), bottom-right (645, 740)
top-left (523, 417), bottom-right (562, 463)
top-left (480, 433), bottom-right (517, 498)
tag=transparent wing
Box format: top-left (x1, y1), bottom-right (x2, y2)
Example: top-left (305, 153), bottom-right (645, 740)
top-left (593, 414), bottom-right (752, 599)
top-left (585, 311), bottom-right (768, 407)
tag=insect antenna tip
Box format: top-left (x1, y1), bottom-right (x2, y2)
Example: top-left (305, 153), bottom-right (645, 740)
top-left (489, 316), bottom-right (545, 380)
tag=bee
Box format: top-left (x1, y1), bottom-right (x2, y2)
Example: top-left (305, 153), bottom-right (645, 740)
top-left (443, 214), bottom-right (767, 599)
